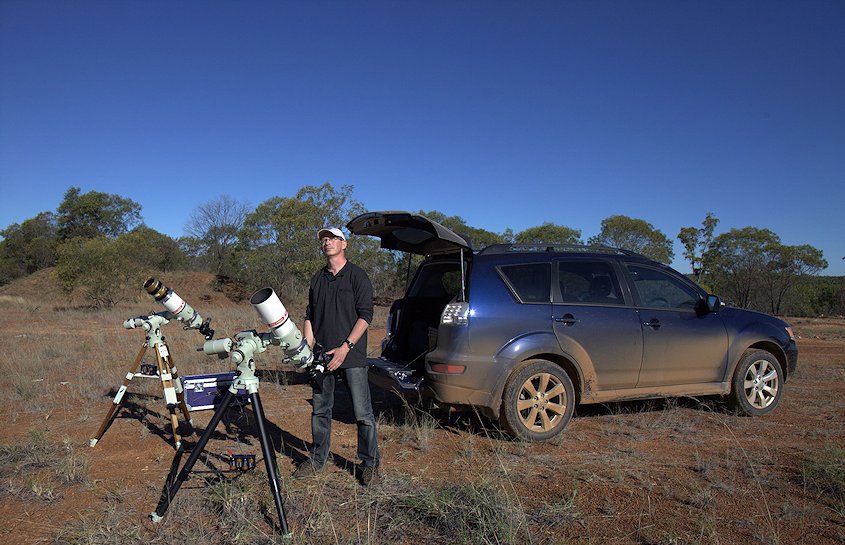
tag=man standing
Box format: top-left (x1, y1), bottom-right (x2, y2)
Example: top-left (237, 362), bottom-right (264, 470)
top-left (293, 226), bottom-right (380, 485)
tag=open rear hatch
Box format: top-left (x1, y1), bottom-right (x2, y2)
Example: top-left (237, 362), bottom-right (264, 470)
top-left (347, 211), bottom-right (471, 394)
top-left (347, 211), bottom-right (471, 255)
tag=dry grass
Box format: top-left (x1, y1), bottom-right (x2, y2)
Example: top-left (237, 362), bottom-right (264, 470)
top-left (790, 316), bottom-right (845, 340)
top-left (1, 272), bottom-right (844, 544)
top-left (802, 447), bottom-right (845, 521)
top-left (0, 428), bottom-right (89, 505)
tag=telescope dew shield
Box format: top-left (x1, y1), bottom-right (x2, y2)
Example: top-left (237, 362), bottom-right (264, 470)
top-left (251, 288), bottom-right (296, 340)
top-left (250, 288), bottom-right (313, 368)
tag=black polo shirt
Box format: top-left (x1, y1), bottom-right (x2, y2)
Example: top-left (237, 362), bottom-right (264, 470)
top-left (305, 261), bottom-right (374, 369)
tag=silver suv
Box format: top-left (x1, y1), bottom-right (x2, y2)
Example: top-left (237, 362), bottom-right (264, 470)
top-left (349, 211), bottom-right (798, 441)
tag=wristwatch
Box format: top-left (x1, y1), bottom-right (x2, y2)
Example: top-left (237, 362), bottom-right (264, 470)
top-left (344, 339), bottom-right (355, 350)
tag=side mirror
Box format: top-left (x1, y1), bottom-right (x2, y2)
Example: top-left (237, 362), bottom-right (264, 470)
top-left (696, 294), bottom-right (722, 315)
top-left (706, 294), bottom-right (722, 313)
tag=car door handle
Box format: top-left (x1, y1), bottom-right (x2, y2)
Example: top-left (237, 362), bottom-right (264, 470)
top-left (555, 314), bottom-right (579, 326)
top-left (643, 318), bottom-right (661, 329)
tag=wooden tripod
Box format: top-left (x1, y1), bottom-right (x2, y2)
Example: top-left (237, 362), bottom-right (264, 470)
top-left (90, 315), bottom-right (193, 450)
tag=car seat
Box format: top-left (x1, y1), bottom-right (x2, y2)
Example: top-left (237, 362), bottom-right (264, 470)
top-left (586, 275), bottom-right (617, 304)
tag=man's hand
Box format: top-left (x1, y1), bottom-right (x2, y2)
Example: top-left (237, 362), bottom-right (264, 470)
top-left (325, 343), bottom-right (350, 372)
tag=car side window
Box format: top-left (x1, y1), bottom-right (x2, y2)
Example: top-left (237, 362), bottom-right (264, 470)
top-left (557, 260), bottom-right (624, 305)
top-left (498, 263), bottom-right (551, 303)
top-left (625, 264), bottom-right (700, 309)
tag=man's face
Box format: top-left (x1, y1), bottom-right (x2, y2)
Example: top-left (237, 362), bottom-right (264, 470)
top-left (320, 235), bottom-right (347, 257)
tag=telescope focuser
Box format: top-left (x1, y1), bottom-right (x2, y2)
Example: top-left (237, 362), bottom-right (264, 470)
top-left (144, 277), bottom-right (215, 339)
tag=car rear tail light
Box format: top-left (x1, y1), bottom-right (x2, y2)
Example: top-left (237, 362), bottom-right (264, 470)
top-left (441, 302), bottom-right (469, 326)
top-left (430, 363), bottom-right (466, 374)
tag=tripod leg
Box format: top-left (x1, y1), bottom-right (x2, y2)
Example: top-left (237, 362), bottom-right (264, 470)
top-left (90, 343), bottom-right (147, 447)
top-left (168, 350), bottom-right (194, 429)
top-left (251, 391), bottom-right (291, 537)
top-left (151, 388), bottom-right (236, 522)
top-left (155, 346), bottom-right (183, 450)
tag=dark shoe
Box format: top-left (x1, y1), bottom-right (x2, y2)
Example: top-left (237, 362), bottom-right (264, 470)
top-left (292, 461), bottom-right (323, 480)
top-left (359, 465), bottom-right (380, 486)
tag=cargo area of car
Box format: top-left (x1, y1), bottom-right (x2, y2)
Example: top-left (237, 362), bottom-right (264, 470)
top-left (376, 257), bottom-right (462, 366)
top-left (380, 295), bottom-right (452, 372)
top-left (346, 211), bottom-right (472, 392)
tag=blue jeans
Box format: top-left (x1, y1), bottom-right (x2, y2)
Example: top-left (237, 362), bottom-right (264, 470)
top-left (310, 366), bottom-right (379, 468)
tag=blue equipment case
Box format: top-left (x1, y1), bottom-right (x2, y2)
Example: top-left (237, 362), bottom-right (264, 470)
top-left (181, 372), bottom-right (249, 411)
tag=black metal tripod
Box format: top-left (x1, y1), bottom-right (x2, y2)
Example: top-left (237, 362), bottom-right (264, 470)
top-left (151, 365), bottom-right (290, 537)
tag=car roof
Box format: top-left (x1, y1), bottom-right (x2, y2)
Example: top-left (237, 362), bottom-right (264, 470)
top-left (477, 243), bottom-right (649, 260)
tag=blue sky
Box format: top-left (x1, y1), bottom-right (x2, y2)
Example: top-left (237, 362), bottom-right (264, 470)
top-left (1, 1), bottom-right (843, 274)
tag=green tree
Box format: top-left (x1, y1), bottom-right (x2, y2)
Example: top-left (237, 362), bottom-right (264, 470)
top-left (588, 215), bottom-right (674, 264)
top-left (238, 183), bottom-right (367, 299)
top-left (56, 186), bottom-right (142, 240)
top-left (55, 227), bottom-right (186, 307)
top-left (184, 195), bottom-right (249, 276)
top-left (116, 226), bottom-right (187, 273)
top-left (761, 244), bottom-right (827, 315)
top-left (417, 210), bottom-right (507, 249)
top-left (801, 276), bottom-right (845, 317)
top-left (706, 227), bottom-right (779, 309)
top-left (677, 212), bottom-right (719, 282)
top-left (514, 222), bottom-right (582, 245)
top-left (706, 227), bottom-right (827, 313)
top-left (0, 212), bottom-right (58, 284)
top-left (56, 237), bottom-right (138, 307)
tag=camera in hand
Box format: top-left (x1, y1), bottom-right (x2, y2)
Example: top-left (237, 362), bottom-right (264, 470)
top-left (309, 344), bottom-right (331, 392)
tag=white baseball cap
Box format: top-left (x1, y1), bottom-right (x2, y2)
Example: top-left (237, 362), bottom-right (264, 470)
top-left (317, 227), bottom-right (346, 241)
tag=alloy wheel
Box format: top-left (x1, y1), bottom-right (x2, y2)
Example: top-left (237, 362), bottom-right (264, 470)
top-left (517, 372), bottom-right (568, 432)
top-left (743, 359), bottom-right (780, 409)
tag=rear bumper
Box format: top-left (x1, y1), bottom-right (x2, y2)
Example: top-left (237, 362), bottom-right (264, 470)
top-left (427, 378), bottom-right (494, 407)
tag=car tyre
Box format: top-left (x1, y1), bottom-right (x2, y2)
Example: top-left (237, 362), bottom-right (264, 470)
top-left (727, 350), bottom-right (783, 416)
top-left (500, 359), bottom-right (575, 441)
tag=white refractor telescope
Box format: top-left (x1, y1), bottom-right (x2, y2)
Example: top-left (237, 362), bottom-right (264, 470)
top-left (201, 288), bottom-right (314, 369)
top-left (143, 277), bottom-right (215, 339)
